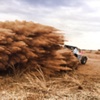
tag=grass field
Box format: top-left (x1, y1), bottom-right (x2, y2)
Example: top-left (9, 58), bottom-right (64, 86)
top-left (0, 50), bottom-right (100, 100)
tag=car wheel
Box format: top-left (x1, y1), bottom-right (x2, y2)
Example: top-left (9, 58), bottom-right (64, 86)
top-left (81, 56), bottom-right (87, 64)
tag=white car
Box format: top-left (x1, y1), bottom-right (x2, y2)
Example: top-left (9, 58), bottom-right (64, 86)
top-left (64, 45), bottom-right (88, 64)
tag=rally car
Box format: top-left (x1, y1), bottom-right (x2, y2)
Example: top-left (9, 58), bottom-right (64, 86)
top-left (64, 45), bottom-right (88, 64)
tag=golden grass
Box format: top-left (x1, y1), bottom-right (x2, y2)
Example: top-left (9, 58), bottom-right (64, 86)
top-left (0, 70), bottom-right (100, 100)
top-left (0, 21), bottom-right (78, 76)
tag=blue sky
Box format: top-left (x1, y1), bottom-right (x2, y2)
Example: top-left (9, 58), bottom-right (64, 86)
top-left (0, 0), bottom-right (100, 50)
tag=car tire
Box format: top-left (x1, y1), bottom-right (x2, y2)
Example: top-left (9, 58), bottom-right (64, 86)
top-left (81, 56), bottom-right (87, 64)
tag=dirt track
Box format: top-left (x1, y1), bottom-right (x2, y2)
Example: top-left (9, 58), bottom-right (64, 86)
top-left (65, 52), bottom-right (100, 100)
top-left (77, 52), bottom-right (100, 75)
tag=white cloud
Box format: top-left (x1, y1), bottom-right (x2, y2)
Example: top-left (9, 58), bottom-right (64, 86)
top-left (0, 13), bottom-right (22, 21)
top-left (86, 0), bottom-right (100, 9)
top-left (0, 0), bottom-right (100, 49)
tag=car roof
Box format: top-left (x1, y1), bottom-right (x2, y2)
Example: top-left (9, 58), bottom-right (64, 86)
top-left (64, 45), bottom-right (78, 50)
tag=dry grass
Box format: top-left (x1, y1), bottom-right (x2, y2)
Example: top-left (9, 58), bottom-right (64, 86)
top-left (0, 21), bottom-right (78, 76)
top-left (0, 69), bottom-right (100, 100)
top-left (95, 51), bottom-right (100, 54)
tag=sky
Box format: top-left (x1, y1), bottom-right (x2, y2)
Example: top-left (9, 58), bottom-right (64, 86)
top-left (0, 0), bottom-right (100, 50)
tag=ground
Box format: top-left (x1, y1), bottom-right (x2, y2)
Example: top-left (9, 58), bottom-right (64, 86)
top-left (77, 51), bottom-right (100, 75)
top-left (43, 51), bottom-right (100, 100)
top-left (0, 51), bottom-right (100, 100)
